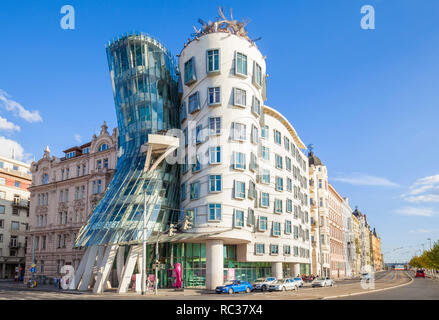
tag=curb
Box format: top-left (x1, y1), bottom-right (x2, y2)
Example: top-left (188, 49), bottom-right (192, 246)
top-left (321, 272), bottom-right (414, 300)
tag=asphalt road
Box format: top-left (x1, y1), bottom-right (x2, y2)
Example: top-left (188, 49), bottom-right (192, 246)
top-left (336, 272), bottom-right (439, 300)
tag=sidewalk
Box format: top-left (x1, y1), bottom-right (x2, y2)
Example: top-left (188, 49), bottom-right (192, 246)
top-left (0, 280), bottom-right (86, 294)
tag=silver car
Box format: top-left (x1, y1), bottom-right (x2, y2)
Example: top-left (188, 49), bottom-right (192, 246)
top-left (311, 277), bottom-right (334, 287)
top-left (268, 278), bottom-right (299, 291)
top-left (252, 277), bottom-right (277, 291)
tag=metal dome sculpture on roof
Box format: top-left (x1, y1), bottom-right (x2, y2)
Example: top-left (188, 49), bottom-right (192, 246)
top-left (188, 6), bottom-right (260, 45)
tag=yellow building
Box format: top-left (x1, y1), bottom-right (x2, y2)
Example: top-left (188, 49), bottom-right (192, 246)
top-left (371, 229), bottom-right (383, 271)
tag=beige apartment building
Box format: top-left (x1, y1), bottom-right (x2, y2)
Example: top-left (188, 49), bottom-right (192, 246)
top-left (0, 155), bottom-right (31, 279)
top-left (24, 122), bottom-right (117, 283)
top-left (328, 184), bottom-right (345, 279)
top-left (351, 213), bottom-right (362, 275)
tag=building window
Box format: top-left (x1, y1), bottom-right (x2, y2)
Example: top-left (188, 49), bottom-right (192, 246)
top-left (287, 178), bottom-right (292, 192)
top-left (251, 125), bottom-right (259, 144)
top-left (180, 183), bottom-right (186, 201)
top-left (294, 226), bottom-right (299, 239)
top-left (261, 192), bottom-right (269, 207)
top-left (188, 92), bottom-right (200, 113)
top-left (186, 208), bottom-right (197, 225)
top-left (11, 221), bottom-right (19, 230)
top-left (253, 62), bottom-right (262, 87)
top-left (66, 151), bottom-right (76, 159)
top-left (209, 146), bottom-right (221, 164)
top-left (258, 216), bottom-right (268, 231)
top-left (275, 176), bottom-right (283, 191)
top-left (286, 157), bottom-right (292, 171)
top-left (104, 159), bottom-right (108, 168)
top-left (233, 88), bottom-right (246, 107)
top-left (208, 203), bottom-right (222, 221)
top-left (206, 49), bottom-right (220, 73)
top-left (82, 147), bottom-right (89, 154)
top-left (233, 152), bottom-right (246, 170)
top-left (0, 178), bottom-right (5, 185)
top-left (190, 181), bottom-right (200, 200)
top-left (286, 199), bottom-right (293, 213)
top-left (0, 219), bottom-right (4, 228)
top-left (235, 52), bottom-right (247, 76)
top-left (261, 125), bottom-right (269, 139)
top-left (42, 174), bottom-right (49, 185)
top-left (252, 96), bottom-right (261, 116)
top-left (247, 208), bottom-right (255, 226)
top-left (209, 175), bottom-right (222, 193)
top-left (0, 192), bottom-right (4, 200)
top-left (82, 164), bottom-right (86, 175)
top-left (248, 181), bottom-right (256, 199)
top-left (270, 244), bottom-right (279, 255)
top-left (234, 181), bottom-right (245, 199)
top-left (284, 137), bottom-right (290, 151)
top-left (255, 243), bottom-right (264, 255)
top-left (275, 154), bottom-right (283, 169)
top-left (234, 209), bottom-right (244, 227)
top-left (180, 102), bottom-right (187, 122)
top-left (208, 117), bottom-right (221, 135)
top-left (261, 169), bottom-right (270, 184)
top-left (207, 87), bottom-right (221, 105)
top-left (191, 154), bottom-right (201, 173)
top-left (184, 57), bottom-right (197, 85)
top-left (231, 122), bottom-right (246, 141)
top-left (274, 199), bottom-right (283, 214)
top-left (250, 153), bottom-right (258, 172)
top-left (181, 155), bottom-right (188, 174)
top-left (274, 130), bottom-right (281, 145)
top-left (261, 146), bottom-right (270, 161)
top-left (284, 245), bottom-right (291, 255)
top-left (285, 220), bottom-right (292, 234)
top-left (99, 144), bottom-right (109, 152)
top-left (0, 205), bottom-right (4, 214)
top-left (272, 222), bottom-right (281, 237)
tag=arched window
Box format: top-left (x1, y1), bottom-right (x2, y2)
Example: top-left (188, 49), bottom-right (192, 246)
top-left (42, 174), bottom-right (49, 185)
top-left (98, 143), bottom-right (109, 152)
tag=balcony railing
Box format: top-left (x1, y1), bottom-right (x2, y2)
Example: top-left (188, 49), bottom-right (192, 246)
top-left (9, 242), bottom-right (22, 249)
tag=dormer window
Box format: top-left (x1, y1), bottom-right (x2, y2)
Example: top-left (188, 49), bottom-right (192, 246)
top-left (82, 147), bottom-right (89, 154)
top-left (66, 151), bottom-right (76, 159)
top-left (98, 144), bottom-right (109, 152)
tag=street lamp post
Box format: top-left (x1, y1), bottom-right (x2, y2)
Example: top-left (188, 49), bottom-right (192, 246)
top-left (141, 190), bottom-right (147, 295)
top-left (427, 238), bottom-right (432, 250)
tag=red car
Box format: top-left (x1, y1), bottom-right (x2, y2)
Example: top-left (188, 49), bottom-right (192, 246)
top-left (415, 269), bottom-right (425, 278)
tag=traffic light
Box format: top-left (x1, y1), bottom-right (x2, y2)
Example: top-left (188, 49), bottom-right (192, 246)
top-left (182, 216), bottom-right (193, 230)
top-left (168, 224), bottom-right (177, 237)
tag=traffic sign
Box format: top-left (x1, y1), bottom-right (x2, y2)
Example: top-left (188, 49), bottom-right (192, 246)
top-left (30, 267), bottom-right (36, 273)
top-left (31, 263), bottom-right (36, 268)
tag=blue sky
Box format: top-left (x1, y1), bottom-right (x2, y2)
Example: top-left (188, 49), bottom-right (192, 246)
top-left (1, 0), bottom-right (438, 262)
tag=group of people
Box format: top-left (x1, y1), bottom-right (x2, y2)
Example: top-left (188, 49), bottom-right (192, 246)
top-left (53, 275), bottom-right (64, 289)
top-left (297, 274), bottom-right (318, 282)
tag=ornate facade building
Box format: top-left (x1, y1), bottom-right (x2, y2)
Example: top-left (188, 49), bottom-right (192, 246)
top-left (328, 184), bottom-right (345, 278)
top-left (24, 123), bottom-right (117, 283)
top-left (0, 156), bottom-right (31, 279)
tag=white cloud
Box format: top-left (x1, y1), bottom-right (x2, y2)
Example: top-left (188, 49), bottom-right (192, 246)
top-left (331, 173), bottom-right (399, 187)
top-left (0, 115), bottom-right (20, 131)
top-left (0, 89), bottom-right (43, 123)
top-left (0, 136), bottom-right (33, 163)
top-left (402, 174), bottom-right (439, 203)
top-left (394, 206), bottom-right (435, 217)
top-left (74, 134), bottom-right (82, 144)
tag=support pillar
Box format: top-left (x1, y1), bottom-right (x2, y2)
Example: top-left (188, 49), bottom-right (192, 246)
top-left (74, 247), bottom-right (90, 289)
top-left (272, 262), bottom-right (283, 280)
top-left (93, 245), bottom-right (118, 294)
top-left (206, 240), bottom-right (223, 290)
top-left (117, 245), bottom-right (142, 294)
top-left (116, 246), bottom-right (125, 283)
top-left (293, 263), bottom-right (301, 277)
top-left (78, 246), bottom-right (98, 291)
top-left (1, 263), bottom-right (5, 279)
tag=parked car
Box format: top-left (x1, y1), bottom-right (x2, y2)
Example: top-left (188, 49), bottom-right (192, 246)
top-left (293, 277), bottom-right (304, 287)
top-left (268, 278), bottom-right (299, 292)
top-left (215, 280), bottom-right (253, 294)
top-left (415, 269), bottom-right (425, 278)
top-left (252, 277), bottom-right (276, 291)
top-left (311, 277), bottom-right (334, 287)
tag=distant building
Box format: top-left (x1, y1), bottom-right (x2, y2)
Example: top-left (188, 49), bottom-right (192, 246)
top-left (328, 184), bottom-right (345, 279)
top-left (24, 122), bottom-right (117, 283)
top-left (0, 155), bottom-right (31, 279)
top-left (351, 213), bottom-right (362, 275)
top-left (342, 197), bottom-right (355, 277)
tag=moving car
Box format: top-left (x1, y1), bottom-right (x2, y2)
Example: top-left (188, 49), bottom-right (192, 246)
top-left (215, 280), bottom-right (253, 294)
top-left (311, 277), bottom-right (334, 287)
top-left (252, 277), bottom-right (276, 291)
top-left (293, 277), bottom-right (304, 287)
top-left (361, 273), bottom-right (371, 280)
top-left (415, 269), bottom-right (425, 278)
top-left (268, 278), bottom-right (299, 292)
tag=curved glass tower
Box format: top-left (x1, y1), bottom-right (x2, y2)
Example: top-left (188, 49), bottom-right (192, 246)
top-left (74, 33), bottom-right (180, 248)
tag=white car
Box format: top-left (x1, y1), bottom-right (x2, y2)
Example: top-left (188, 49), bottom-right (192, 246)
top-left (268, 278), bottom-right (299, 292)
top-left (293, 277), bottom-right (304, 287)
top-left (252, 277), bottom-right (276, 291)
top-left (311, 277), bottom-right (334, 287)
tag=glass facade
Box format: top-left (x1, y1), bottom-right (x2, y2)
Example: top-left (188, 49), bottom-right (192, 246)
top-left (74, 33), bottom-right (180, 247)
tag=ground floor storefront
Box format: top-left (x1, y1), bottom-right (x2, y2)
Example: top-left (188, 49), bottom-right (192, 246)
top-left (140, 242), bottom-right (311, 289)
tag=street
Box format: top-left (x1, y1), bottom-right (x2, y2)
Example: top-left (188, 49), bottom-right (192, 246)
top-left (0, 271), bottom-right (436, 300)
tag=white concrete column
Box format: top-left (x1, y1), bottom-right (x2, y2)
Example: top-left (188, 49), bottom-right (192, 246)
top-left (206, 240), bottom-right (223, 290)
top-left (78, 246), bottom-right (98, 291)
top-left (117, 245), bottom-right (142, 294)
top-left (93, 245), bottom-right (118, 294)
top-left (74, 247), bottom-right (90, 289)
top-left (293, 263), bottom-right (301, 277)
top-left (272, 262), bottom-right (283, 280)
top-left (116, 246), bottom-right (125, 282)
